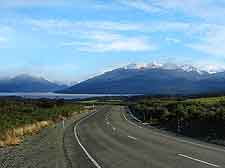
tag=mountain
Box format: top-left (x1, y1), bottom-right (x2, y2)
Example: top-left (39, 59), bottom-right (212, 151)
top-left (0, 74), bottom-right (68, 93)
top-left (58, 63), bottom-right (225, 95)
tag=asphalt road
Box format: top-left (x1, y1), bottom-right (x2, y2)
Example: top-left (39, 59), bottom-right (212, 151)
top-left (74, 106), bottom-right (225, 168)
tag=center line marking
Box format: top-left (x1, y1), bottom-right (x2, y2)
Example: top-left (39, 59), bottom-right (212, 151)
top-left (178, 154), bottom-right (220, 167)
top-left (128, 135), bottom-right (137, 140)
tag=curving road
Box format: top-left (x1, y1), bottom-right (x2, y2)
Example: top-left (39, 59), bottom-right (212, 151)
top-left (73, 106), bottom-right (225, 168)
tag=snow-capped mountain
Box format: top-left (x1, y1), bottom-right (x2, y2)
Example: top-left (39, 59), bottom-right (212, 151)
top-left (124, 62), bottom-right (225, 76)
top-left (125, 62), bottom-right (163, 70)
top-left (125, 62), bottom-right (208, 74)
top-left (59, 62), bottom-right (225, 95)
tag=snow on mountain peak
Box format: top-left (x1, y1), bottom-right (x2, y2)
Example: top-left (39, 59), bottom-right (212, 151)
top-left (146, 62), bottom-right (163, 69)
top-left (198, 65), bottom-right (225, 74)
top-left (124, 62), bottom-right (211, 74)
top-left (124, 62), bottom-right (225, 75)
top-left (125, 62), bottom-right (162, 70)
top-left (125, 63), bottom-right (147, 69)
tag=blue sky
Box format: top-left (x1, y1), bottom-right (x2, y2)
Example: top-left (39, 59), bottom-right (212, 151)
top-left (1, 0), bottom-right (225, 83)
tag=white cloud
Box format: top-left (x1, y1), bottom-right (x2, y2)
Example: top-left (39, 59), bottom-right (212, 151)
top-left (0, 25), bottom-right (12, 48)
top-left (119, 0), bottom-right (225, 23)
top-left (11, 0), bottom-right (224, 23)
top-left (84, 31), bottom-right (121, 41)
top-left (29, 19), bottom-right (145, 34)
top-left (62, 32), bottom-right (156, 52)
top-left (81, 38), bottom-right (156, 52)
top-left (28, 19), bottom-right (207, 36)
top-left (188, 26), bottom-right (225, 57)
top-left (28, 19), bottom-right (225, 55)
top-left (119, 0), bottom-right (161, 12)
top-left (157, 0), bottom-right (225, 20)
top-left (28, 19), bottom-right (158, 52)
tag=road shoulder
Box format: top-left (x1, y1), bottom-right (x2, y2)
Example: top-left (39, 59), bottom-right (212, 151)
top-left (0, 111), bottom-right (91, 168)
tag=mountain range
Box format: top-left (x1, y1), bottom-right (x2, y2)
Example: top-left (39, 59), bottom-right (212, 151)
top-left (0, 74), bottom-right (68, 93)
top-left (59, 63), bottom-right (225, 95)
top-left (1, 63), bottom-right (225, 95)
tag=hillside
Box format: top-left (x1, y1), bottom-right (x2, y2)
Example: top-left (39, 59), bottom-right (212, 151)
top-left (0, 74), bottom-right (68, 93)
top-left (59, 63), bottom-right (225, 95)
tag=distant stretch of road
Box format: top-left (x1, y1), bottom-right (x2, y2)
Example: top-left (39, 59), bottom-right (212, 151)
top-left (73, 106), bottom-right (225, 168)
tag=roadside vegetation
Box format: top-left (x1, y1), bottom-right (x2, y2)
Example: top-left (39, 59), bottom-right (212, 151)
top-left (0, 98), bottom-right (83, 147)
top-left (129, 96), bottom-right (225, 145)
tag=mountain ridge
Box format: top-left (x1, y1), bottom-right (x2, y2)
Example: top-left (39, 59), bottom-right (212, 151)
top-left (58, 63), bottom-right (225, 95)
top-left (0, 74), bottom-right (68, 93)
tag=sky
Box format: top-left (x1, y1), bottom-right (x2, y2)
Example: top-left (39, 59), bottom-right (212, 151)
top-left (1, 0), bottom-right (225, 83)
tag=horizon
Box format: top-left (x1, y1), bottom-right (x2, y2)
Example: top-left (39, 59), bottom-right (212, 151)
top-left (1, 0), bottom-right (225, 82)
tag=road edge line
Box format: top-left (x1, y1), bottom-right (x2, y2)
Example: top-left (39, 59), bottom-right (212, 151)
top-left (122, 110), bottom-right (142, 128)
top-left (178, 154), bottom-right (220, 167)
top-left (74, 112), bottom-right (102, 168)
top-left (125, 108), bottom-right (225, 153)
top-left (127, 109), bottom-right (142, 122)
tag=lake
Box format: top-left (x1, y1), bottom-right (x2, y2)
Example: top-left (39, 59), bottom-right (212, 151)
top-left (0, 92), bottom-right (138, 100)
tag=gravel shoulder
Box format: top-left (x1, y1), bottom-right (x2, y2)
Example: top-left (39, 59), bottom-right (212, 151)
top-left (0, 111), bottom-right (91, 168)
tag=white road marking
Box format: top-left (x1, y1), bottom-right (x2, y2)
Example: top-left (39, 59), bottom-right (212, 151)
top-left (177, 139), bottom-right (225, 153)
top-left (125, 110), bottom-right (225, 153)
top-left (62, 120), bottom-right (65, 128)
top-left (122, 112), bottom-right (142, 129)
top-left (128, 135), bottom-right (137, 140)
top-left (178, 154), bottom-right (220, 167)
top-left (105, 112), bottom-right (117, 132)
top-left (142, 122), bottom-right (150, 125)
top-left (127, 110), bottom-right (142, 122)
top-left (74, 112), bottom-right (102, 168)
top-left (74, 109), bottom-right (223, 168)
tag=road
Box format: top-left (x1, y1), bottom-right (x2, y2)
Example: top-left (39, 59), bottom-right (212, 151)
top-left (74, 106), bottom-right (225, 168)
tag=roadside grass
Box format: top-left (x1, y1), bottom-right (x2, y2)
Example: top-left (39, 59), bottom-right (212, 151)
top-left (185, 96), bottom-right (225, 105)
top-left (0, 99), bottom-right (84, 147)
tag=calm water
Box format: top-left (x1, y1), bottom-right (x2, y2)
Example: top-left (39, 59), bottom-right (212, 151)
top-left (0, 92), bottom-right (137, 100)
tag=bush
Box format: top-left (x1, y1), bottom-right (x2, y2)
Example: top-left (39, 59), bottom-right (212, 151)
top-left (130, 97), bottom-right (225, 139)
top-left (0, 99), bottom-right (83, 133)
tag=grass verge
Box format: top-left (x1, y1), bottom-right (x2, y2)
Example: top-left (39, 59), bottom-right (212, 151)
top-left (0, 99), bottom-right (84, 147)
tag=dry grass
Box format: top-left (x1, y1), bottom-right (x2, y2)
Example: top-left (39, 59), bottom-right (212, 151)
top-left (0, 120), bottom-right (54, 147)
top-left (0, 99), bottom-right (84, 147)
